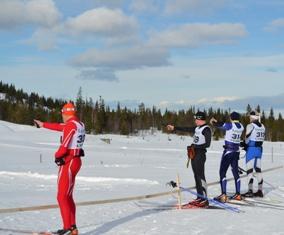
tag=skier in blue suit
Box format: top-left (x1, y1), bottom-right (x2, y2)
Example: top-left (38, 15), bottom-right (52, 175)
top-left (210, 112), bottom-right (244, 202)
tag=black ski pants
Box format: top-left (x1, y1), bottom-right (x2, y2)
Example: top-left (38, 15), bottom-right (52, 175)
top-left (191, 149), bottom-right (207, 198)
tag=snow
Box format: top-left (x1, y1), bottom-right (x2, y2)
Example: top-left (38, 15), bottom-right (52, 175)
top-left (0, 120), bottom-right (284, 235)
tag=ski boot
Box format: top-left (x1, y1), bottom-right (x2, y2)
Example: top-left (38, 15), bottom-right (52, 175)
top-left (242, 190), bottom-right (253, 198)
top-left (188, 197), bottom-right (202, 205)
top-left (253, 190), bottom-right (264, 198)
top-left (70, 225), bottom-right (78, 235)
top-left (214, 193), bottom-right (228, 203)
top-left (53, 229), bottom-right (72, 235)
top-left (230, 193), bottom-right (242, 201)
top-left (194, 199), bottom-right (209, 208)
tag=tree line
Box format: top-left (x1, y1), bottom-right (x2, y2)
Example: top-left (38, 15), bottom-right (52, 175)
top-left (0, 81), bottom-right (283, 141)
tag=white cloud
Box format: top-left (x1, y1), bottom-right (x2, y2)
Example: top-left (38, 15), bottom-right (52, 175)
top-left (25, 28), bottom-right (58, 51)
top-left (0, 0), bottom-right (60, 30)
top-left (148, 23), bottom-right (247, 48)
top-left (157, 94), bottom-right (284, 113)
top-left (197, 96), bottom-right (239, 104)
top-left (70, 46), bottom-right (170, 70)
top-left (164, 0), bottom-right (228, 15)
top-left (264, 18), bottom-right (284, 32)
top-left (26, 7), bottom-right (140, 50)
top-left (222, 94), bottom-right (284, 112)
top-left (159, 101), bottom-right (170, 107)
top-left (158, 100), bottom-right (194, 110)
top-left (64, 7), bottom-right (138, 37)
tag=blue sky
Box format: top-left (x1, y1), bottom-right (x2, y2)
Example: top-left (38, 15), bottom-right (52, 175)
top-left (0, 0), bottom-right (284, 112)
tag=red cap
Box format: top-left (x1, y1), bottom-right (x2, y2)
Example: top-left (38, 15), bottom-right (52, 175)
top-left (61, 102), bottom-right (76, 115)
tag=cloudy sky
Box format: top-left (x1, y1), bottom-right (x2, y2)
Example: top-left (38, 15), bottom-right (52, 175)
top-left (0, 0), bottom-right (283, 112)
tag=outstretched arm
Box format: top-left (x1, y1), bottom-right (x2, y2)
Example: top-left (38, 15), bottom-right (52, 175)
top-left (166, 125), bottom-right (196, 133)
top-left (43, 122), bottom-right (65, 132)
top-left (210, 117), bottom-right (229, 130)
top-left (34, 119), bottom-right (65, 131)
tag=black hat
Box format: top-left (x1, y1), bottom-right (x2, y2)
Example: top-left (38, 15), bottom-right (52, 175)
top-left (194, 111), bottom-right (206, 120)
top-left (230, 111), bottom-right (240, 121)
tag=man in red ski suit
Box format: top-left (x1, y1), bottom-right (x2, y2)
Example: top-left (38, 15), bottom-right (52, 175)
top-left (34, 103), bottom-right (85, 235)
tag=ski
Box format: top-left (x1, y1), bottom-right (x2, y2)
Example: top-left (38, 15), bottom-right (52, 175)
top-left (134, 202), bottom-right (224, 211)
top-left (31, 232), bottom-right (54, 235)
top-left (243, 196), bottom-right (284, 204)
top-left (227, 199), bottom-right (284, 210)
top-left (0, 228), bottom-right (54, 235)
top-left (179, 187), bottom-right (242, 213)
top-left (179, 203), bottom-right (224, 210)
top-left (243, 198), bottom-right (284, 209)
top-left (226, 199), bottom-right (255, 207)
top-left (239, 193), bottom-right (283, 204)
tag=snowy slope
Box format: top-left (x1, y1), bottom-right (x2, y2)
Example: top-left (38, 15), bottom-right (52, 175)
top-left (0, 120), bottom-right (284, 235)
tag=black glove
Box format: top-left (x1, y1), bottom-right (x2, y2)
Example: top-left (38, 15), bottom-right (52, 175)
top-left (240, 141), bottom-right (248, 151)
top-left (55, 158), bottom-right (65, 166)
top-left (34, 121), bottom-right (40, 128)
top-left (79, 149), bottom-right (85, 157)
top-left (167, 180), bottom-right (177, 188)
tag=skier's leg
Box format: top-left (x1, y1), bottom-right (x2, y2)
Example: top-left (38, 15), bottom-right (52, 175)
top-left (230, 152), bottom-right (241, 194)
top-left (57, 164), bottom-right (72, 230)
top-left (247, 160), bottom-right (254, 190)
top-left (69, 158), bottom-right (81, 227)
top-left (191, 157), bottom-right (201, 196)
top-left (219, 151), bottom-right (231, 194)
top-left (246, 149), bottom-right (255, 192)
top-left (194, 153), bottom-right (207, 197)
top-left (255, 158), bottom-right (263, 191)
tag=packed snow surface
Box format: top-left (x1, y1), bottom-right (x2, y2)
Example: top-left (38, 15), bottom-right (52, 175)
top-left (0, 120), bottom-right (284, 235)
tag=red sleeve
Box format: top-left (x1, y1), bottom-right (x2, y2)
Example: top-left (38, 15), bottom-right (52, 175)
top-left (55, 122), bottom-right (76, 158)
top-left (43, 122), bottom-right (65, 132)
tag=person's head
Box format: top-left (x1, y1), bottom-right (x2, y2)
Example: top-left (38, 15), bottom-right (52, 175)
top-left (194, 111), bottom-right (206, 126)
top-left (230, 111), bottom-right (240, 122)
top-left (61, 102), bottom-right (76, 123)
top-left (249, 110), bottom-right (260, 123)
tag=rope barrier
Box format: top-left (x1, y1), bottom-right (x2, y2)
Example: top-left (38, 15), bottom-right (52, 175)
top-left (0, 165), bottom-right (282, 214)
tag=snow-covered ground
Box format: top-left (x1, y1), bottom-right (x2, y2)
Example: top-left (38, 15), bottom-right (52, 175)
top-left (0, 120), bottom-right (284, 235)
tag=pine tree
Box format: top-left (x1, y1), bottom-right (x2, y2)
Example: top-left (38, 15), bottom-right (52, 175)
top-left (246, 104), bottom-right (252, 114)
top-left (76, 87), bottom-right (84, 120)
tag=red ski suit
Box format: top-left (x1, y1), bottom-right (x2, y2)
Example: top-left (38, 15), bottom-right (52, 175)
top-left (43, 116), bottom-right (85, 230)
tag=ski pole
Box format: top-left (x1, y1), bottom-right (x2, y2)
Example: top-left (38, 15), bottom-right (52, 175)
top-left (238, 166), bottom-right (247, 174)
top-left (176, 174), bottom-right (182, 210)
